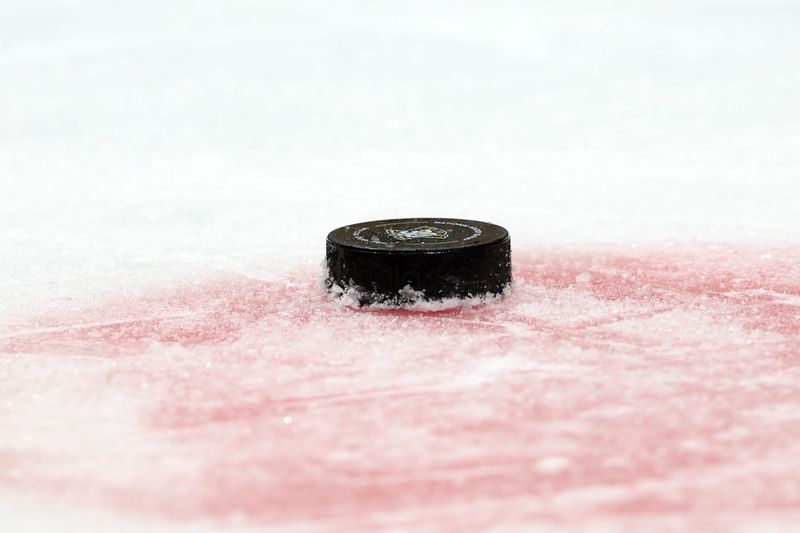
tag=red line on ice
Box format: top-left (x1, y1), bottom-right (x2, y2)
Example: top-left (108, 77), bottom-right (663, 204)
top-left (1, 244), bottom-right (799, 530)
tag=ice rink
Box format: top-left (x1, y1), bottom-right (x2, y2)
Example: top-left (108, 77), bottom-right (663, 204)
top-left (1, 0), bottom-right (800, 531)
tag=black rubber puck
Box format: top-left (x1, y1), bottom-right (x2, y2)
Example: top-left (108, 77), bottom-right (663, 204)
top-left (325, 218), bottom-right (512, 305)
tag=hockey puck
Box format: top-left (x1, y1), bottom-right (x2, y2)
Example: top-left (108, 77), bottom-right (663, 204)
top-left (325, 218), bottom-right (512, 305)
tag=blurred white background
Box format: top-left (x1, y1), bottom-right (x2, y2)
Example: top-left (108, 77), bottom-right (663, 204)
top-left (2, 0), bottom-right (799, 294)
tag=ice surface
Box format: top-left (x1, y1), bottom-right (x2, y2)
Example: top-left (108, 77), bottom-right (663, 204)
top-left (3, 245), bottom-right (800, 532)
top-left (2, 0), bottom-right (800, 531)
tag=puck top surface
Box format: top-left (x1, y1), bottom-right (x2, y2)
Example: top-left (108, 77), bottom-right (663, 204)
top-left (327, 218), bottom-right (509, 253)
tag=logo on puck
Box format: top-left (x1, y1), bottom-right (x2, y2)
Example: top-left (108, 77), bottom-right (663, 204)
top-left (385, 226), bottom-right (450, 241)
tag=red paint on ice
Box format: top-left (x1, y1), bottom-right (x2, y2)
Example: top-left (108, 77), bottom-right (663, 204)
top-left (1, 244), bottom-right (800, 530)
